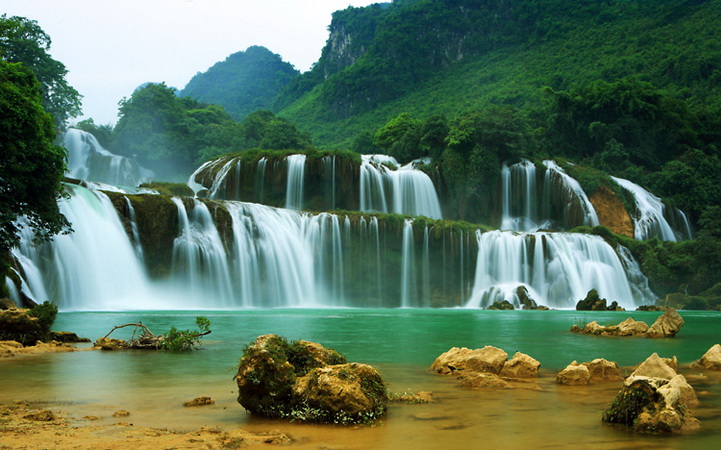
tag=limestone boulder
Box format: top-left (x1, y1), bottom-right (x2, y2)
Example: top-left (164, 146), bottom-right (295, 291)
top-left (459, 373), bottom-right (509, 389)
top-left (500, 352), bottom-right (540, 378)
top-left (615, 318), bottom-right (649, 336)
top-left (581, 358), bottom-right (622, 381)
top-left (556, 361), bottom-right (591, 385)
top-left (630, 353), bottom-right (677, 380)
top-left (690, 344), bottom-right (721, 370)
top-left (646, 308), bottom-right (684, 338)
top-left (431, 346), bottom-right (508, 375)
top-left (603, 375), bottom-right (699, 433)
top-left (235, 334), bottom-right (385, 424)
top-left (292, 363), bottom-right (387, 423)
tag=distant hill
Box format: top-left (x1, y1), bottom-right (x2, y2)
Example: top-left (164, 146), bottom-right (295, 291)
top-left (181, 46), bottom-right (299, 120)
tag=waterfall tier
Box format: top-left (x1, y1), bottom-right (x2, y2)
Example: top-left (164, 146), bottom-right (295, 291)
top-left (611, 176), bottom-right (693, 241)
top-left (10, 185), bottom-right (654, 311)
top-left (64, 129), bottom-right (154, 187)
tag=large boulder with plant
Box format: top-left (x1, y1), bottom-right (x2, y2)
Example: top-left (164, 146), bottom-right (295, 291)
top-left (0, 302), bottom-right (57, 346)
top-left (602, 375), bottom-right (699, 433)
top-left (235, 334), bottom-right (387, 424)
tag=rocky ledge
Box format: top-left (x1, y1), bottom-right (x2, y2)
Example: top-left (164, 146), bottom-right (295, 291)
top-left (571, 308), bottom-right (684, 338)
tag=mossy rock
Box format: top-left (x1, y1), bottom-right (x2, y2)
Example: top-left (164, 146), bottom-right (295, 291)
top-left (139, 182), bottom-right (194, 197)
top-left (235, 334), bottom-right (386, 424)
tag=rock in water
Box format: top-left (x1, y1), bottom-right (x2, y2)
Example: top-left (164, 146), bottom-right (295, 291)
top-left (602, 375), bottom-right (699, 433)
top-left (630, 353), bottom-right (677, 380)
top-left (431, 346), bottom-right (508, 375)
top-left (235, 334), bottom-right (386, 424)
top-left (582, 358), bottom-right (622, 381)
top-left (556, 361), bottom-right (591, 385)
top-left (500, 352), bottom-right (541, 378)
top-left (690, 344), bottom-right (721, 370)
top-left (646, 308), bottom-right (684, 338)
top-left (292, 363), bottom-right (388, 424)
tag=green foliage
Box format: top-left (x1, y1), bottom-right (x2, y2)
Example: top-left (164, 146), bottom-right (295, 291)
top-left (27, 300), bottom-right (58, 332)
top-left (74, 118), bottom-right (114, 149)
top-left (373, 112), bottom-right (423, 163)
top-left (181, 46), bottom-right (299, 121)
top-left (160, 316), bottom-right (211, 352)
top-left (0, 15), bottom-right (82, 129)
top-left (0, 61), bottom-right (71, 251)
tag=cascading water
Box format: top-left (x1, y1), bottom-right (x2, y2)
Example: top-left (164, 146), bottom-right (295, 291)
top-left (611, 176), bottom-right (693, 241)
top-left (359, 155), bottom-right (442, 219)
top-left (11, 184), bottom-right (654, 311)
top-left (64, 129), bottom-right (154, 187)
top-left (500, 160), bottom-right (544, 231)
top-left (285, 154), bottom-right (306, 210)
top-left (542, 161), bottom-right (600, 228)
top-left (465, 230), bottom-right (652, 310)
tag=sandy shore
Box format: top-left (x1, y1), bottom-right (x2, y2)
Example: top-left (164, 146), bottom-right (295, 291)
top-left (0, 401), bottom-right (293, 449)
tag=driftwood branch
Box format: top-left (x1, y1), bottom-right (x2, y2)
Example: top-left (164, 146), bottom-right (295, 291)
top-left (100, 322), bottom-right (155, 340)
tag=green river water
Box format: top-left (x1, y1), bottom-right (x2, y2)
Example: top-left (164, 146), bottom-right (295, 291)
top-left (2, 309), bottom-right (720, 448)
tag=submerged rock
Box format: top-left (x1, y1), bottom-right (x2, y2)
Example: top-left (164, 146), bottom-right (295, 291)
top-left (183, 396), bottom-right (215, 407)
top-left (646, 308), bottom-right (684, 338)
top-left (690, 344), bottom-right (721, 370)
top-left (487, 300), bottom-right (514, 310)
top-left (603, 375), bottom-right (699, 433)
top-left (235, 334), bottom-right (386, 424)
top-left (459, 372), bottom-right (509, 389)
top-left (431, 346), bottom-right (508, 375)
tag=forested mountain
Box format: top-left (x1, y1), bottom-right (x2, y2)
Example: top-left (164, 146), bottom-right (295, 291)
top-left (181, 46), bottom-right (298, 120)
top-left (272, 0), bottom-right (721, 148)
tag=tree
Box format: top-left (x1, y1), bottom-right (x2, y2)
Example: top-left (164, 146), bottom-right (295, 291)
top-left (0, 61), bottom-right (70, 252)
top-left (373, 112), bottom-right (423, 163)
top-left (0, 15), bottom-right (82, 129)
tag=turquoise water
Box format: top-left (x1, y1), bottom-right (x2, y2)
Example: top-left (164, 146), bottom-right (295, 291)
top-left (2, 309), bottom-right (720, 448)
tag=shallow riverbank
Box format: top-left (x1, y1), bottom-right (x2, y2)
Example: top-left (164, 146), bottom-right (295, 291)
top-left (2, 309), bottom-right (721, 448)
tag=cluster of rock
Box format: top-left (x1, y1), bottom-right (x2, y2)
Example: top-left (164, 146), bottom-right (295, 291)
top-left (235, 334), bottom-right (388, 424)
top-left (570, 308), bottom-right (684, 338)
top-left (602, 353), bottom-right (699, 433)
top-left (575, 289), bottom-right (625, 311)
top-left (556, 358), bottom-right (623, 385)
top-left (486, 287), bottom-right (550, 310)
top-left (431, 345), bottom-right (540, 388)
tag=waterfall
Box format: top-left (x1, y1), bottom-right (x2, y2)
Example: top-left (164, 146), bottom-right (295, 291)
top-left (400, 219), bottom-right (418, 308)
top-left (359, 155), bottom-right (442, 219)
top-left (465, 231), bottom-right (651, 310)
top-left (543, 161), bottom-right (600, 228)
top-left (64, 129), bottom-right (154, 187)
top-left (500, 160), bottom-right (543, 231)
top-left (171, 198), bottom-right (234, 305)
top-left (285, 154), bottom-right (306, 210)
top-left (11, 184), bottom-right (654, 311)
top-left (124, 198), bottom-right (144, 260)
top-left (611, 176), bottom-right (692, 241)
top-left (12, 184), bottom-right (152, 310)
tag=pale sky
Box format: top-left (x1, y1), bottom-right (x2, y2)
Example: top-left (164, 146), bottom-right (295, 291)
top-left (2, 0), bottom-right (381, 125)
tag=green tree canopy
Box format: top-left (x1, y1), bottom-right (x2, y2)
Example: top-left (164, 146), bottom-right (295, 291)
top-left (0, 61), bottom-right (70, 251)
top-left (0, 15), bottom-right (82, 129)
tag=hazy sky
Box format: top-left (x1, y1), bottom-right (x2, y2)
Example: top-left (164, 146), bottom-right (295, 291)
top-left (3, 0), bottom-right (380, 124)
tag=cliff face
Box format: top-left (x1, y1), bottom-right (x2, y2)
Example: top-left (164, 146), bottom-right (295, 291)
top-left (589, 186), bottom-right (634, 238)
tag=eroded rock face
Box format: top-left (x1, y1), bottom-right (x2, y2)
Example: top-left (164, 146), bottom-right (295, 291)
top-left (556, 361), bottom-right (591, 385)
top-left (589, 185), bottom-right (634, 238)
top-left (500, 352), bottom-right (541, 378)
top-left (646, 308), bottom-right (684, 338)
top-left (571, 318), bottom-right (648, 336)
top-left (690, 344), bottom-right (721, 370)
top-left (235, 334), bottom-right (385, 424)
top-left (630, 353), bottom-right (677, 380)
top-left (603, 375), bottom-right (699, 433)
top-left (431, 346), bottom-right (508, 375)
